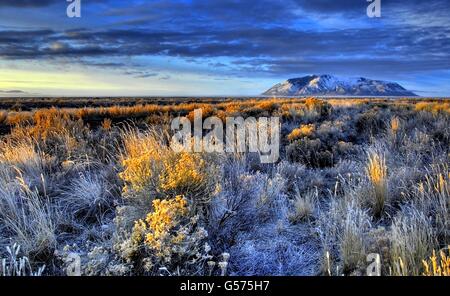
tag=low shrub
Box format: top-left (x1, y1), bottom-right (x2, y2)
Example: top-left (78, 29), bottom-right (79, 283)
top-left (130, 195), bottom-right (211, 275)
top-left (286, 138), bottom-right (334, 168)
top-left (305, 98), bottom-right (333, 118)
top-left (287, 124), bottom-right (315, 141)
top-left (356, 109), bottom-right (387, 137)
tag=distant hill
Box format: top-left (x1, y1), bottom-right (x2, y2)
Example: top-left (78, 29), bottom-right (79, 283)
top-left (262, 74), bottom-right (417, 96)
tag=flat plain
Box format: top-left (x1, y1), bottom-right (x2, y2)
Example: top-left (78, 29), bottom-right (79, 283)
top-left (0, 97), bottom-right (448, 276)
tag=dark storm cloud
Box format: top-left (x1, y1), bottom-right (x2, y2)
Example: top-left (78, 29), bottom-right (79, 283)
top-left (1, 25), bottom-right (448, 62)
top-left (135, 73), bottom-right (158, 78)
top-left (242, 57), bottom-right (450, 76)
top-left (74, 59), bottom-right (160, 79)
top-left (0, 0), bottom-right (59, 7)
top-left (78, 61), bottom-right (127, 68)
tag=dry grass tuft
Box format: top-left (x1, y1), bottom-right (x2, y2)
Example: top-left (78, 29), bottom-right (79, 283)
top-left (119, 129), bottom-right (167, 197)
top-left (289, 189), bottom-right (317, 223)
top-left (60, 172), bottom-right (113, 223)
top-left (390, 116), bottom-right (400, 134)
top-left (0, 175), bottom-right (57, 259)
top-left (390, 206), bottom-right (438, 276)
top-left (1, 243), bottom-right (46, 276)
top-left (366, 151), bottom-right (388, 218)
top-left (422, 247), bottom-right (450, 276)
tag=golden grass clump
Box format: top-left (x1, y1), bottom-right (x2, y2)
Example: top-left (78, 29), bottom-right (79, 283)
top-left (390, 116), bottom-right (400, 134)
top-left (160, 152), bottom-right (206, 194)
top-left (287, 124), bottom-right (315, 141)
top-left (415, 101), bottom-right (450, 114)
top-left (0, 111), bottom-right (7, 124)
top-left (119, 130), bottom-right (217, 205)
top-left (187, 105), bottom-right (216, 121)
top-left (0, 140), bottom-right (48, 190)
top-left (101, 118), bottom-right (112, 130)
top-left (0, 141), bottom-right (43, 169)
top-left (256, 100), bottom-right (279, 112)
top-left (366, 151), bottom-right (388, 217)
top-left (31, 108), bottom-right (74, 141)
top-left (304, 98), bottom-right (332, 117)
top-left (422, 247), bottom-right (450, 276)
top-left (119, 132), bottom-right (166, 194)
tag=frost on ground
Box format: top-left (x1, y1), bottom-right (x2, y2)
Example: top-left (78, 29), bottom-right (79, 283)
top-left (0, 97), bottom-right (448, 276)
top-left (229, 223), bottom-right (319, 275)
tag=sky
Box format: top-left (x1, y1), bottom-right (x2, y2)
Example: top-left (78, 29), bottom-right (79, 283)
top-left (0, 0), bottom-right (449, 97)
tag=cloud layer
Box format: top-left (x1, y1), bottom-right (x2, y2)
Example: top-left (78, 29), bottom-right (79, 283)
top-left (0, 0), bottom-right (449, 95)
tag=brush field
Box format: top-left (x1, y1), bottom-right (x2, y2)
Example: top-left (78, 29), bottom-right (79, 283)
top-left (0, 97), bottom-right (448, 276)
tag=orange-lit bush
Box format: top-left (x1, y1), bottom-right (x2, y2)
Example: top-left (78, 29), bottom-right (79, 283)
top-left (119, 133), bottom-right (165, 195)
top-left (160, 152), bottom-right (207, 196)
top-left (415, 102), bottom-right (450, 114)
top-left (305, 98), bottom-right (333, 117)
top-left (287, 124), bottom-right (315, 141)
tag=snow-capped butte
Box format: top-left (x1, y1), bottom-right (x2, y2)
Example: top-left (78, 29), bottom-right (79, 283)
top-left (262, 74), bottom-right (417, 97)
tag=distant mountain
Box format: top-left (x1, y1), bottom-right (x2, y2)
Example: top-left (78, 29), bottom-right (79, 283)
top-left (262, 74), bottom-right (417, 96)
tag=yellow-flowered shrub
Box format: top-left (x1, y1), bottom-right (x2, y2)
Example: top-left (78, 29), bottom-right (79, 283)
top-left (422, 247), bottom-right (450, 276)
top-left (132, 196), bottom-right (188, 256)
top-left (131, 196), bottom-right (210, 274)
